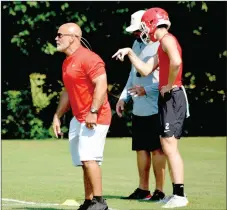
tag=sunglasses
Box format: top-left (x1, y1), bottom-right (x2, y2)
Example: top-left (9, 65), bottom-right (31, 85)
top-left (56, 33), bottom-right (80, 39)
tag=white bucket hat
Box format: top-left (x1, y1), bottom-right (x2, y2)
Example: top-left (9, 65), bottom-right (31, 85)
top-left (125, 10), bottom-right (146, 33)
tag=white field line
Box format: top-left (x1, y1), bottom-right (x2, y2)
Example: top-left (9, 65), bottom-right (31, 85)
top-left (2, 198), bottom-right (118, 210)
top-left (2, 198), bottom-right (61, 206)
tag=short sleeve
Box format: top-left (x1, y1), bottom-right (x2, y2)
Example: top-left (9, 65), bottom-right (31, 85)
top-left (83, 53), bottom-right (106, 81)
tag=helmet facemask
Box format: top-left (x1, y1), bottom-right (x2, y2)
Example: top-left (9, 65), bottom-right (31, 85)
top-left (140, 22), bottom-right (150, 44)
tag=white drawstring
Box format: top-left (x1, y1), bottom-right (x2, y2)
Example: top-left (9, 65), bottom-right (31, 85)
top-left (181, 85), bottom-right (190, 118)
top-left (81, 37), bottom-right (92, 51)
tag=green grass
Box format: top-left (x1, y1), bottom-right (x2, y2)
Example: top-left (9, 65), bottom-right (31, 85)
top-left (2, 137), bottom-right (226, 210)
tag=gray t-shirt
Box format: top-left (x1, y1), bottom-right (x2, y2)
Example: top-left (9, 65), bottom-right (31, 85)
top-left (119, 40), bottom-right (160, 116)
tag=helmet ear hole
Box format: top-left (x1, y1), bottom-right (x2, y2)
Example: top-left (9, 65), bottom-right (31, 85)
top-left (149, 20), bottom-right (153, 25)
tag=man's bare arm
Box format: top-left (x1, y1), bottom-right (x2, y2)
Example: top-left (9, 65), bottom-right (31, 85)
top-left (53, 89), bottom-right (70, 138)
top-left (91, 73), bottom-right (108, 110)
top-left (55, 89), bottom-right (70, 118)
top-left (112, 48), bottom-right (158, 76)
top-left (162, 36), bottom-right (182, 88)
top-left (128, 49), bottom-right (159, 76)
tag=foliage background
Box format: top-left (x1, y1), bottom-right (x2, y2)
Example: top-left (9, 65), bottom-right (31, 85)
top-left (1, 1), bottom-right (226, 139)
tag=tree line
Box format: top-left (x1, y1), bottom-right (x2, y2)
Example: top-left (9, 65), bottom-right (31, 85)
top-left (2, 1), bottom-right (226, 139)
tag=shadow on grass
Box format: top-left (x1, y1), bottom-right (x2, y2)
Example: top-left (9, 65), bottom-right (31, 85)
top-left (103, 195), bottom-right (125, 200)
top-left (137, 199), bottom-right (160, 203)
top-left (103, 195), bottom-right (159, 203)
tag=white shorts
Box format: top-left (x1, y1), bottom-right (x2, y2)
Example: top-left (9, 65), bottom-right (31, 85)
top-left (68, 117), bottom-right (109, 166)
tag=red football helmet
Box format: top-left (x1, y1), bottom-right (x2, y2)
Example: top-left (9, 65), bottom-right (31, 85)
top-left (140, 8), bottom-right (171, 43)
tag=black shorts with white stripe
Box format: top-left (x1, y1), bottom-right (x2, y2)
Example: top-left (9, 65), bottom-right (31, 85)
top-left (158, 87), bottom-right (187, 139)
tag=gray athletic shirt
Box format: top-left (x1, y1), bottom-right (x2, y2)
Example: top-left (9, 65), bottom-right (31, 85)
top-left (119, 40), bottom-right (160, 116)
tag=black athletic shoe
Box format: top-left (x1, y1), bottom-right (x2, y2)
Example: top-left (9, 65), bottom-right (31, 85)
top-left (77, 200), bottom-right (92, 210)
top-left (150, 189), bottom-right (165, 201)
top-left (86, 198), bottom-right (108, 210)
top-left (122, 188), bottom-right (152, 200)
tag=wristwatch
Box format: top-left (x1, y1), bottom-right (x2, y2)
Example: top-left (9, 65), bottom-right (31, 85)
top-left (90, 108), bottom-right (98, 114)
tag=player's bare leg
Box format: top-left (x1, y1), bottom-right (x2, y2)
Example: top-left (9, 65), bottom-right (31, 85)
top-left (82, 166), bottom-right (93, 200)
top-left (82, 161), bottom-right (102, 196)
top-left (137, 150), bottom-right (151, 190)
top-left (160, 136), bottom-right (188, 208)
top-left (152, 149), bottom-right (166, 192)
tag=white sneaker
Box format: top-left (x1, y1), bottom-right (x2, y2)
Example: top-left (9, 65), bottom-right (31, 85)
top-left (162, 195), bottom-right (189, 208)
top-left (159, 195), bottom-right (174, 204)
top-left (160, 194), bottom-right (187, 204)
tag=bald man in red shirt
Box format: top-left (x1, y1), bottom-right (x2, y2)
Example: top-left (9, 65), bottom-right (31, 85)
top-left (53, 23), bottom-right (111, 210)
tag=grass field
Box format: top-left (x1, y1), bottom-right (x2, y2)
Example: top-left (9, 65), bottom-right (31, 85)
top-left (2, 137), bottom-right (226, 210)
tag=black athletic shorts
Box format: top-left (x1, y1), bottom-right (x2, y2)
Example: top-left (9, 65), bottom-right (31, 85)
top-left (158, 87), bottom-right (187, 139)
top-left (132, 114), bottom-right (161, 151)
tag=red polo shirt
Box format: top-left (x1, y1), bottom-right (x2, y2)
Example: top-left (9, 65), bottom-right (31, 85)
top-left (158, 33), bottom-right (183, 90)
top-left (62, 46), bottom-right (111, 125)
